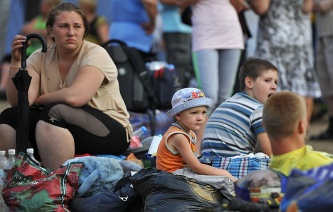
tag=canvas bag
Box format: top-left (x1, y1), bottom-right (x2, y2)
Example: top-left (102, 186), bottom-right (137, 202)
top-left (2, 152), bottom-right (82, 211)
top-left (212, 153), bottom-right (270, 179)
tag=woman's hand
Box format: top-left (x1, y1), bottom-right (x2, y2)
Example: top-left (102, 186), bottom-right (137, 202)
top-left (11, 35), bottom-right (27, 65)
top-left (34, 96), bottom-right (43, 107)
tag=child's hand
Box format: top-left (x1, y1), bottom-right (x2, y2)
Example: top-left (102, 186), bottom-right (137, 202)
top-left (230, 176), bottom-right (238, 182)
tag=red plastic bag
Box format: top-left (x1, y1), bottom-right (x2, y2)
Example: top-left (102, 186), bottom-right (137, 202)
top-left (2, 152), bottom-right (82, 211)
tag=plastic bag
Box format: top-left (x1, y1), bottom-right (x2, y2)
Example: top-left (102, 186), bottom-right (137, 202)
top-left (131, 168), bottom-right (226, 211)
top-left (280, 163), bottom-right (333, 212)
top-left (2, 152), bottom-right (82, 211)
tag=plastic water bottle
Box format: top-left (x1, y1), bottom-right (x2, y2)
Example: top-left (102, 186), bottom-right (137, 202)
top-left (3, 149), bottom-right (15, 184)
top-left (0, 150), bottom-right (7, 211)
top-left (27, 148), bottom-right (41, 166)
top-left (199, 152), bottom-right (212, 165)
top-left (133, 126), bottom-right (147, 138)
top-left (0, 151), bottom-right (7, 184)
top-left (130, 126), bottom-right (147, 148)
top-left (3, 149), bottom-right (15, 212)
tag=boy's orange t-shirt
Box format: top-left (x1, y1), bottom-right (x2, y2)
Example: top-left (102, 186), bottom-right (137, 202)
top-left (156, 125), bottom-right (196, 172)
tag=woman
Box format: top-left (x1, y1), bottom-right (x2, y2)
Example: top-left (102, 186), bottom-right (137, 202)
top-left (248, 0), bottom-right (322, 123)
top-left (0, 3), bottom-right (132, 171)
top-left (177, 0), bottom-right (244, 108)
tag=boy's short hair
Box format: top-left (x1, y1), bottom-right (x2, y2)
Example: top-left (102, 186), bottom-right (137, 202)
top-left (263, 91), bottom-right (306, 140)
top-left (239, 58), bottom-right (279, 91)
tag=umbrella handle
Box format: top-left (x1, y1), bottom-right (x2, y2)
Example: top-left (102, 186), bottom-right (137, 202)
top-left (21, 33), bottom-right (47, 69)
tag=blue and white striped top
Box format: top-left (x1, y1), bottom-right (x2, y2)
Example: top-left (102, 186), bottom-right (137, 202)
top-left (201, 92), bottom-right (265, 157)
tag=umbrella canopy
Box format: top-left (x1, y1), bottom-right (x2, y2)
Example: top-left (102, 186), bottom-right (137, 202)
top-left (12, 33), bottom-right (47, 155)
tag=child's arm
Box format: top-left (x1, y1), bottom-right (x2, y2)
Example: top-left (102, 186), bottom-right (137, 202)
top-left (257, 132), bottom-right (272, 156)
top-left (170, 134), bottom-right (237, 182)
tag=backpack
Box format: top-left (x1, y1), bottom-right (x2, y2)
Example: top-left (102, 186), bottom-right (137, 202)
top-left (102, 40), bottom-right (181, 135)
top-left (147, 61), bottom-right (181, 109)
top-left (102, 39), bottom-right (158, 113)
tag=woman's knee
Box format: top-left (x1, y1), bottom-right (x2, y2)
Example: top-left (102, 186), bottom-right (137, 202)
top-left (38, 103), bottom-right (70, 128)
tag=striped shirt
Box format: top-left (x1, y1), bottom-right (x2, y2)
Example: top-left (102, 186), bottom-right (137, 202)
top-left (201, 92), bottom-right (265, 157)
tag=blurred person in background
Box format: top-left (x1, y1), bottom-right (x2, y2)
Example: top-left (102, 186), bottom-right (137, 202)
top-left (160, 0), bottom-right (194, 88)
top-left (109, 0), bottom-right (158, 58)
top-left (79, 0), bottom-right (109, 45)
top-left (311, 0), bottom-right (333, 140)
top-left (21, 0), bottom-right (62, 56)
top-left (177, 0), bottom-right (245, 110)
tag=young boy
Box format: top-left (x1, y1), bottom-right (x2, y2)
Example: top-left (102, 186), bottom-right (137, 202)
top-left (156, 88), bottom-right (236, 181)
top-left (263, 91), bottom-right (333, 176)
top-left (201, 58), bottom-right (278, 157)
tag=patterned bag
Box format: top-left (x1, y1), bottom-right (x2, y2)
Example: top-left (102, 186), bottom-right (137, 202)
top-left (212, 153), bottom-right (270, 179)
top-left (2, 152), bottom-right (82, 211)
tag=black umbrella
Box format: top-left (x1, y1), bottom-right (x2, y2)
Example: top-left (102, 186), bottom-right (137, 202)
top-left (12, 33), bottom-right (47, 155)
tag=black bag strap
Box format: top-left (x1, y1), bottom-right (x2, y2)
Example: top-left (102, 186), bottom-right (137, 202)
top-left (122, 47), bottom-right (158, 135)
top-left (101, 39), bottom-right (127, 48)
top-left (102, 39), bottom-right (158, 135)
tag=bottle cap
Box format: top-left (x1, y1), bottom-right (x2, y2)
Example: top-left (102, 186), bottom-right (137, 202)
top-left (27, 148), bottom-right (34, 154)
top-left (8, 149), bottom-right (15, 155)
top-left (141, 126), bottom-right (147, 133)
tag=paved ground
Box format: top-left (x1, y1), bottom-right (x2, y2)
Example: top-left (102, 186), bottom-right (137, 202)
top-left (0, 99), bottom-right (332, 153)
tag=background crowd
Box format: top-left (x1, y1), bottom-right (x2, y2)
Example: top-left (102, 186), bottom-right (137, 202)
top-left (0, 0), bottom-right (332, 142)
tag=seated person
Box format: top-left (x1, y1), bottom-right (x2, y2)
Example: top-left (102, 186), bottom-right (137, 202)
top-left (201, 58), bottom-right (278, 158)
top-left (0, 3), bottom-right (132, 171)
top-left (263, 91), bottom-right (333, 176)
top-left (156, 88), bottom-right (237, 182)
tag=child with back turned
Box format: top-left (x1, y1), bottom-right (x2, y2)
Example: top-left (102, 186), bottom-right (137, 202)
top-left (156, 88), bottom-right (237, 182)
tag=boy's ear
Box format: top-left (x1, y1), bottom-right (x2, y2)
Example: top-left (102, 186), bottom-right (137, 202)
top-left (175, 113), bottom-right (181, 121)
top-left (245, 76), bottom-right (253, 88)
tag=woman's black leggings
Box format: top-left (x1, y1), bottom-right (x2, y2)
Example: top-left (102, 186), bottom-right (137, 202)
top-left (0, 103), bottom-right (129, 160)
